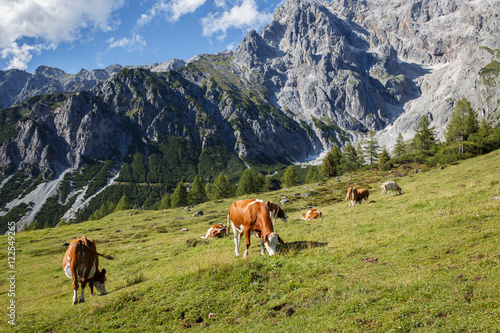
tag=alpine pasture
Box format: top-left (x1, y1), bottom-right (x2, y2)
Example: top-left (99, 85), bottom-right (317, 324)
top-left (1, 150), bottom-right (499, 332)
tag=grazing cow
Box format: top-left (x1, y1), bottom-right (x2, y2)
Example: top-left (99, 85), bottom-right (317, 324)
top-left (301, 208), bottom-right (322, 220)
top-left (381, 181), bottom-right (402, 197)
top-left (200, 223), bottom-right (227, 239)
top-left (346, 187), bottom-right (369, 206)
top-left (265, 200), bottom-right (288, 225)
top-left (62, 236), bottom-right (113, 305)
top-left (228, 199), bottom-right (283, 257)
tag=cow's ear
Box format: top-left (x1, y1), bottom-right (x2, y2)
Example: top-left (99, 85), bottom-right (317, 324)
top-left (101, 269), bottom-right (106, 276)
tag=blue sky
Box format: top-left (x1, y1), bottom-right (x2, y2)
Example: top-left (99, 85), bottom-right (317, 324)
top-left (0, 0), bottom-right (284, 74)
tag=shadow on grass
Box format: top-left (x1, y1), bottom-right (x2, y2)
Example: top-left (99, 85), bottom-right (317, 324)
top-left (279, 240), bottom-right (327, 252)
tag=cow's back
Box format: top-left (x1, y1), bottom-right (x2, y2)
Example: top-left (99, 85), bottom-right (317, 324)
top-left (62, 236), bottom-right (98, 280)
top-left (229, 199), bottom-right (261, 227)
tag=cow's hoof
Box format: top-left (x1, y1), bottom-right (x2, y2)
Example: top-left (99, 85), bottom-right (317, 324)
top-left (72, 301), bottom-right (78, 305)
top-left (79, 299), bottom-right (85, 303)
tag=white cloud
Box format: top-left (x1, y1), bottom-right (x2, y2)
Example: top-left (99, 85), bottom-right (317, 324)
top-left (108, 34), bottom-right (147, 51)
top-left (201, 0), bottom-right (272, 39)
top-left (0, 0), bottom-right (124, 70)
top-left (137, 0), bottom-right (207, 26)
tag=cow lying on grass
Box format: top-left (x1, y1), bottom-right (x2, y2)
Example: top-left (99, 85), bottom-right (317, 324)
top-left (62, 236), bottom-right (113, 305)
top-left (346, 187), bottom-right (369, 206)
top-left (228, 199), bottom-right (283, 257)
top-left (200, 223), bottom-right (227, 239)
top-left (381, 181), bottom-right (402, 197)
top-left (301, 208), bottom-right (322, 220)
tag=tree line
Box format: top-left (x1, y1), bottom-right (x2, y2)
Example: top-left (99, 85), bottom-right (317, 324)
top-left (99, 97), bottom-right (500, 215)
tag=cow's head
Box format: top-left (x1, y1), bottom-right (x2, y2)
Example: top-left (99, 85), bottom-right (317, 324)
top-left (264, 232), bottom-right (283, 256)
top-left (93, 269), bottom-right (108, 295)
top-left (277, 206), bottom-right (288, 223)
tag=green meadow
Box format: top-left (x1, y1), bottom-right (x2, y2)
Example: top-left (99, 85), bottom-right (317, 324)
top-left (1, 150), bottom-right (499, 332)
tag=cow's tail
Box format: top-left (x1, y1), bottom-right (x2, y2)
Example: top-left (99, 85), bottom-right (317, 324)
top-left (97, 253), bottom-right (114, 260)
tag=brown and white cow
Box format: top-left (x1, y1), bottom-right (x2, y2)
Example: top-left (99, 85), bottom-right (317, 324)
top-left (381, 181), bottom-right (402, 197)
top-left (301, 208), bottom-right (322, 220)
top-left (265, 200), bottom-right (288, 225)
top-left (62, 236), bottom-right (113, 305)
top-left (346, 187), bottom-right (369, 206)
top-left (228, 199), bottom-right (283, 257)
top-left (200, 223), bottom-right (227, 239)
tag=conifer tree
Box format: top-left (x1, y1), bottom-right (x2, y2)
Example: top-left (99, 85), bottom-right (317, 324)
top-left (263, 173), bottom-right (274, 192)
top-left (413, 116), bottom-right (436, 151)
top-left (393, 132), bottom-right (406, 158)
top-left (115, 194), bottom-right (132, 211)
top-left (305, 165), bottom-right (321, 184)
top-left (158, 193), bottom-right (171, 209)
top-left (254, 172), bottom-right (265, 192)
top-left (321, 150), bottom-right (337, 178)
top-left (131, 152), bottom-right (147, 182)
top-left (340, 143), bottom-right (361, 172)
top-left (205, 182), bottom-right (215, 200)
top-left (237, 169), bottom-right (255, 195)
top-left (364, 130), bottom-right (380, 165)
top-left (378, 147), bottom-right (391, 169)
top-left (212, 173), bottom-right (234, 199)
top-left (189, 175), bottom-right (207, 205)
top-left (445, 97), bottom-right (479, 153)
top-left (171, 181), bottom-right (189, 208)
top-left (281, 166), bottom-right (299, 188)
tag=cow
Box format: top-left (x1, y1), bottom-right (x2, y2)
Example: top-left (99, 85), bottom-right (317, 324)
top-left (381, 181), bottom-right (402, 197)
top-left (228, 199), bottom-right (283, 258)
top-left (200, 223), bottom-right (227, 239)
top-left (301, 208), bottom-right (322, 220)
top-left (346, 187), bottom-right (369, 206)
top-left (62, 236), bottom-right (113, 305)
top-left (265, 200), bottom-right (288, 225)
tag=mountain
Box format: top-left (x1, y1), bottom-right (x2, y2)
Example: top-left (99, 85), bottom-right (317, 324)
top-left (0, 0), bottom-right (499, 231)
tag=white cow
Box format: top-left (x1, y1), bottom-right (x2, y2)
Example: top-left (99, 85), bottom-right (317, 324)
top-left (381, 181), bottom-right (402, 197)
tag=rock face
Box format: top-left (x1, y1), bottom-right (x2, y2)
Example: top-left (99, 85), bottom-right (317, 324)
top-left (0, 65), bottom-right (123, 109)
top-left (0, 0), bottom-right (499, 230)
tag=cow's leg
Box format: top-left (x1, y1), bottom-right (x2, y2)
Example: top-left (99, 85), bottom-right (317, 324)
top-left (71, 267), bottom-right (79, 305)
top-left (232, 222), bottom-right (241, 256)
top-left (89, 280), bottom-right (95, 297)
top-left (79, 268), bottom-right (88, 303)
top-left (243, 229), bottom-right (251, 258)
top-left (72, 282), bottom-right (79, 305)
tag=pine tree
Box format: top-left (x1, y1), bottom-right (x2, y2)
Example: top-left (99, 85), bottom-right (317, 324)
top-left (236, 169), bottom-right (255, 195)
top-left (131, 152), bottom-right (147, 182)
top-left (356, 141), bottom-right (366, 165)
top-left (281, 166), bottom-right (299, 188)
top-left (205, 182), bottom-right (215, 200)
top-left (305, 166), bottom-right (320, 184)
top-left (115, 194), bottom-right (132, 211)
top-left (321, 150), bottom-right (337, 178)
top-left (364, 130), bottom-right (380, 165)
top-left (212, 173), bottom-right (234, 199)
top-left (263, 173), bottom-right (274, 192)
top-left (393, 132), bottom-right (406, 158)
top-left (189, 175), bottom-right (207, 205)
top-left (445, 97), bottom-right (479, 153)
top-left (158, 193), bottom-right (171, 209)
top-left (378, 147), bottom-right (391, 170)
top-left (340, 143), bottom-right (361, 172)
top-left (254, 173), bottom-right (265, 193)
top-left (413, 116), bottom-right (436, 151)
top-left (171, 181), bottom-right (189, 208)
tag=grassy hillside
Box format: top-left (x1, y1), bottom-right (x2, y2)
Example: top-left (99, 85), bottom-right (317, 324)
top-left (2, 150), bottom-right (499, 332)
